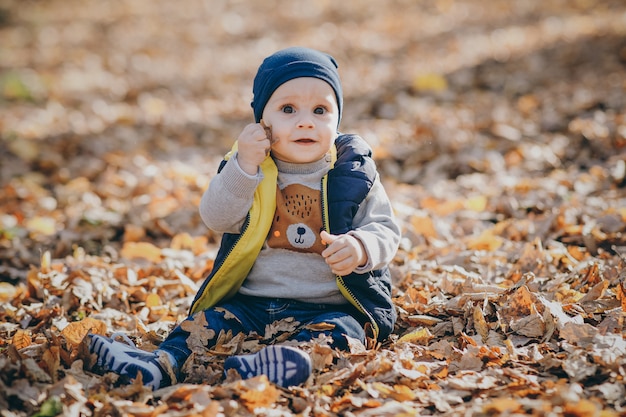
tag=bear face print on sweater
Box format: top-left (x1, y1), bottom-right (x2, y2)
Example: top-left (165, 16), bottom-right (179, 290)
top-left (267, 184), bottom-right (326, 254)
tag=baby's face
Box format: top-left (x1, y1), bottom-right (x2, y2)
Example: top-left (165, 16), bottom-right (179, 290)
top-left (261, 77), bottom-right (339, 164)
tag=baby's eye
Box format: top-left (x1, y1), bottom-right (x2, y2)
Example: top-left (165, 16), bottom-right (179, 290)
top-left (281, 105), bottom-right (294, 114)
top-left (314, 106), bottom-right (326, 115)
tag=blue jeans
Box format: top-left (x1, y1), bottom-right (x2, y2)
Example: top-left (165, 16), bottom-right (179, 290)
top-left (158, 293), bottom-right (367, 370)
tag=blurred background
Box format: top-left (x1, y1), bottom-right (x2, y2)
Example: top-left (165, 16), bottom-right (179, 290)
top-left (1, 0), bottom-right (625, 274)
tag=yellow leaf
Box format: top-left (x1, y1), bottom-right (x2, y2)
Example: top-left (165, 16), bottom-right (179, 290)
top-left (397, 327), bottom-right (433, 345)
top-left (171, 233), bottom-right (208, 255)
top-left (466, 229), bottom-right (503, 251)
top-left (413, 73), bottom-right (448, 92)
top-left (26, 216), bottom-right (56, 236)
top-left (421, 196), bottom-right (464, 216)
top-left (391, 384), bottom-right (416, 401)
top-left (148, 195), bottom-right (178, 218)
top-left (171, 232), bottom-right (194, 250)
top-left (483, 398), bottom-right (523, 414)
top-left (617, 282), bottom-right (626, 312)
top-left (410, 215), bottom-right (438, 239)
top-left (146, 293), bottom-right (162, 308)
top-left (120, 241), bottom-right (162, 263)
top-left (563, 399), bottom-right (603, 417)
top-left (41, 250), bottom-right (51, 274)
top-left (304, 322), bottom-right (336, 331)
top-left (466, 195), bottom-right (488, 212)
top-left (8, 138), bottom-right (39, 161)
top-left (0, 282), bottom-right (17, 303)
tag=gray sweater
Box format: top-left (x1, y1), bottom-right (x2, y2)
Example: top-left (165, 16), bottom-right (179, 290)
top-left (199, 152), bottom-right (400, 305)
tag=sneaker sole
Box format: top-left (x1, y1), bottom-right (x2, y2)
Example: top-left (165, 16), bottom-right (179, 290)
top-left (88, 334), bottom-right (167, 390)
top-left (225, 345), bottom-right (312, 388)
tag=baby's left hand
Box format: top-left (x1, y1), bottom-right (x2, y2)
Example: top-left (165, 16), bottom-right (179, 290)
top-left (320, 230), bottom-right (367, 276)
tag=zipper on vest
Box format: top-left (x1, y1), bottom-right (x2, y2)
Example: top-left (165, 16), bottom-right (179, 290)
top-left (321, 175), bottom-right (380, 340)
top-left (189, 213), bottom-right (250, 314)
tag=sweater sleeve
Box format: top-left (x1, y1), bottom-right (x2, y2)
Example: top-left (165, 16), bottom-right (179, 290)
top-left (199, 152), bottom-right (264, 233)
top-left (348, 175), bottom-right (401, 272)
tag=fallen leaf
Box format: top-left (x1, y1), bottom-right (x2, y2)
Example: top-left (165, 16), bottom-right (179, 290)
top-left (473, 304), bottom-right (489, 342)
top-left (397, 328), bottom-right (433, 345)
top-left (412, 73), bottom-right (448, 92)
top-left (0, 282), bottom-right (18, 302)
top-left (238, 376), bottom-right (280, 411)
top-left (12, 329), bottom-right (32, 350)
top-left (60, 317), bottom-right (108, 348)
top-left (120, 242), bottom-right (163, 263)
top-left (145, 293), bottom-right (162, 308)
top-left (181, 312), bottom-right (215, 354)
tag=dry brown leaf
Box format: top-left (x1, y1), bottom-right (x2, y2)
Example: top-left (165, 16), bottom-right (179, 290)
top-left (421, 197), bottom-right (464, 216)
top-left (304, 322), bottom-right (336, 332)
top-left (11, 329), bottom-right (32, 350)
top-left (61, 317), bottom-right (108, 348)
top-left (559, 322), bottom-right (599, 346)
top-left (500, 285), bottom-right (537, 319)
top-left (465, 229), bottom-right (503, 251)
top-left (213, 307), bottom-right (241, 322)
top-left (109, 371), bottom-right (150, 397)
top-left (616, 282), bottom-right (626, 312)
top-left (331, 392), bottom-right (383, 414)
top-left (211, 330), bottom-right (244, 355)
top-left (264, 317), bottom-right (299, 340)
top-left (148, 196), bottom-right (179, 219)
top-left (310, 343), bottom-right (335, 369)
top-left (123, 224), bottom-right (146, 242)
top-left (171, 232), bottom-right (208, 255)
top-left (509, 304), bottom-right (545, 338)
top-left (410, 215), bottom-right (438, 239)
top-left (472, 305), bottom-right (489, 342)
top-left (41, 346), bottom-right (61, 383)
top-left (579, 279), bottom-right (609, 303)
top-left (483, 398), bottom-right (524, 414)
top-left (181, 312), bottom-right (216, 354)
top-left (22, 357), bottom-right (53, 383)
top-left (237, 376), bottom-right (280, 411)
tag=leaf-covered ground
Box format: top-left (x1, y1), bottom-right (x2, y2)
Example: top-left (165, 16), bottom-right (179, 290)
top-left (1, 0), bottom-right (626, 415)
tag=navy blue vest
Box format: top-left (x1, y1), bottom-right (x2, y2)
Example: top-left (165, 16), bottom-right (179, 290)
top-left (327, 134), bottom-right (396, 341)
top-left (191, 134), bottom-right (397, 341)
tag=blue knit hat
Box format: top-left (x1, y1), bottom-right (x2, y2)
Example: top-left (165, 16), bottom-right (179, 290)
top-left (251, 47), bottom-right (343, 127)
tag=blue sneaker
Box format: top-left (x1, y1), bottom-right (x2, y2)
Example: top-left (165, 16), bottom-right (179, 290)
top-left (88, 333), bottom-right (174, 390)
top-left (224, 345), bottom-right (312, 388)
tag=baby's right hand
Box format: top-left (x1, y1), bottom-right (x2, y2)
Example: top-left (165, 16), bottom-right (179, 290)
top-left (236, 122), bottom-right (271, 175)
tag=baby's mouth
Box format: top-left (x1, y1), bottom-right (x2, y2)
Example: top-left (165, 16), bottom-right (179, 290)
top-left (295, 138), bottom-right (315, 143)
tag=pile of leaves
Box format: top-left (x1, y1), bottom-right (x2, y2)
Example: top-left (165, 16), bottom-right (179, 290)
top-left (1, 0), bottom-right (626, 415)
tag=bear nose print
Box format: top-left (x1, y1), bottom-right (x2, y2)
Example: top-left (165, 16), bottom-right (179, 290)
top-left (297, 227), bottom-right (306, 236)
